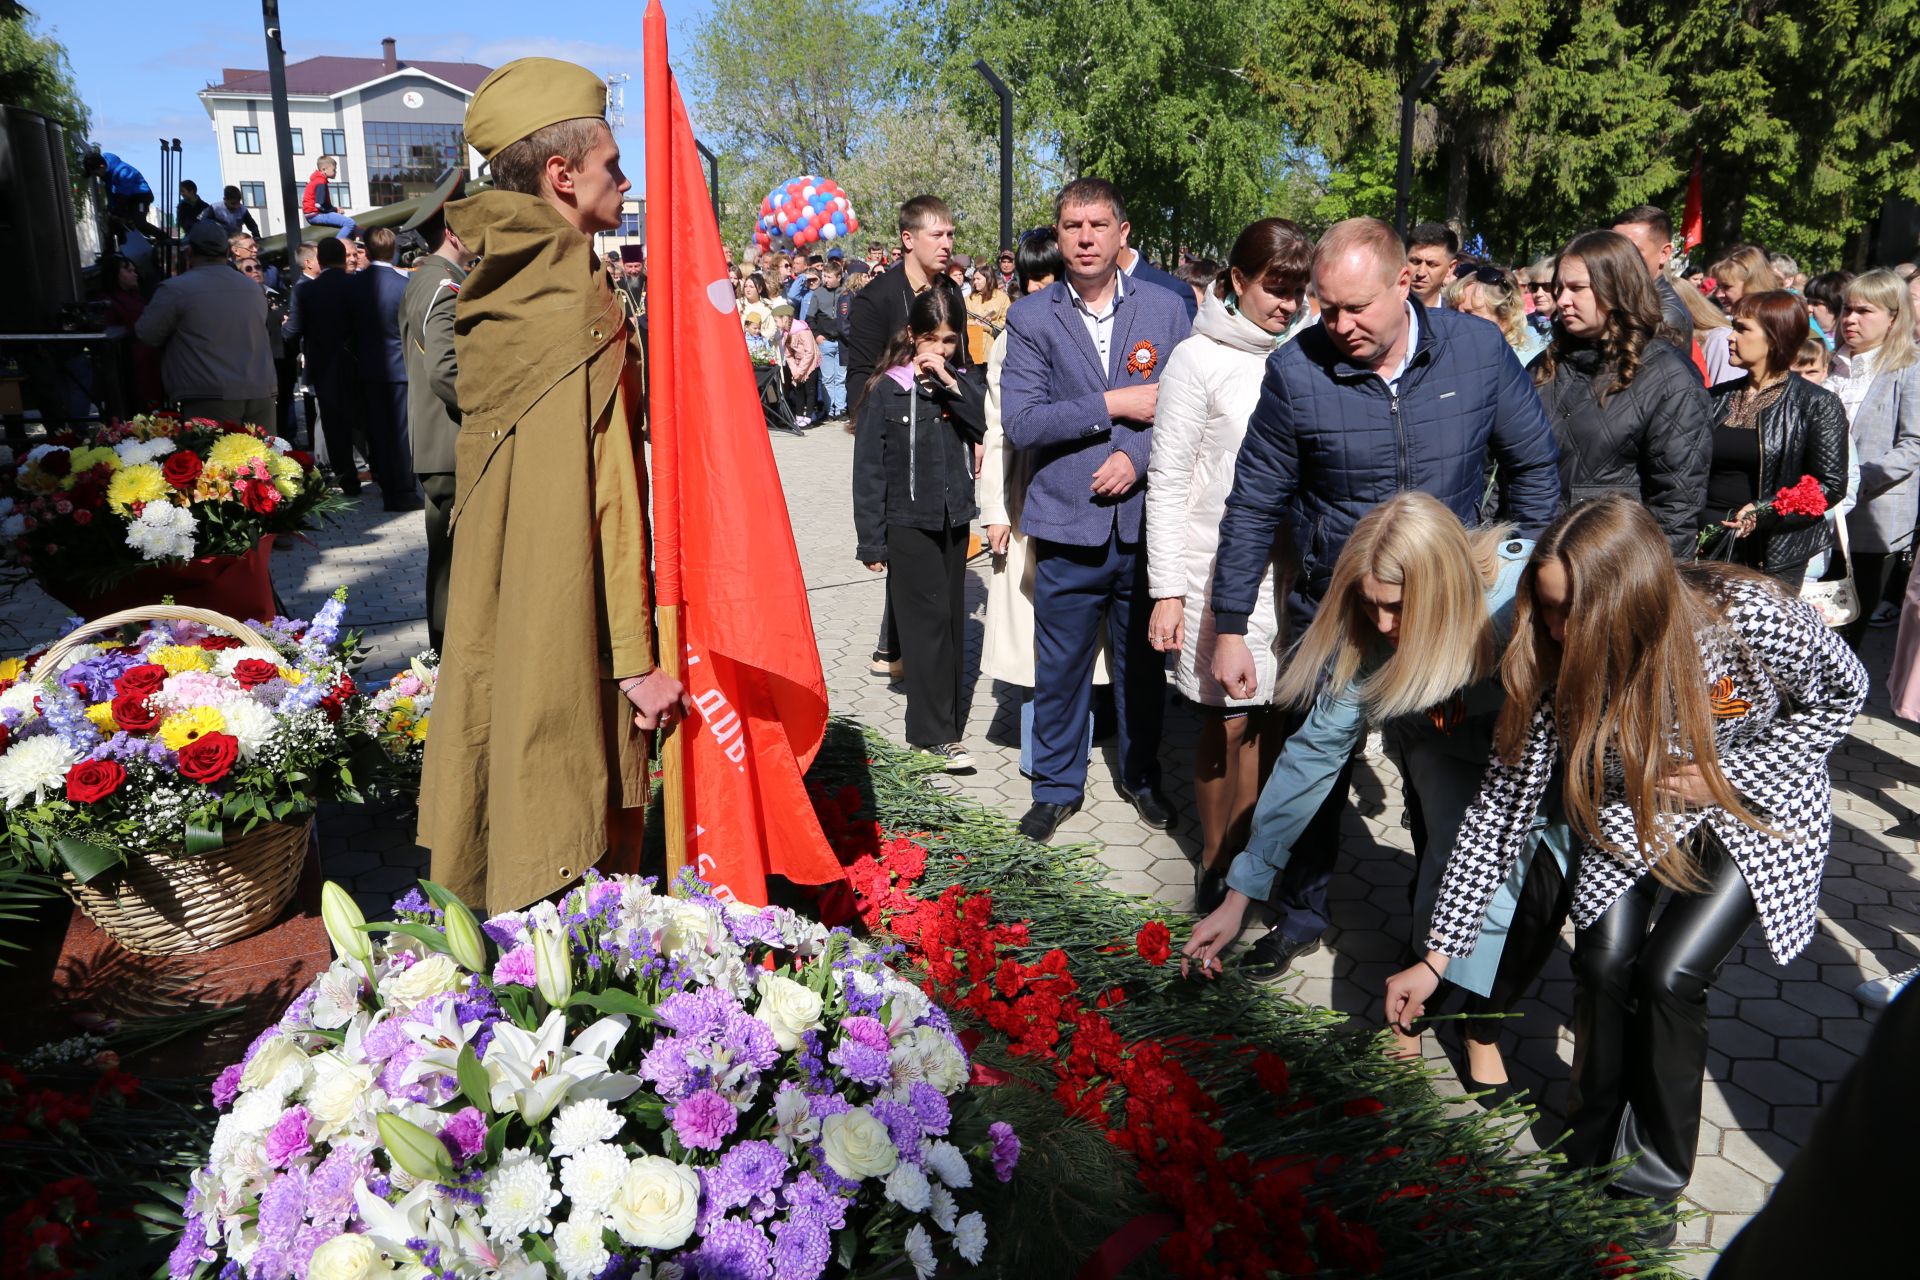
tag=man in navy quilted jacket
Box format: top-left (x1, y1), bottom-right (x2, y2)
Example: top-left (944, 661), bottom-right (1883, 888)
top-left (1210, 215), bottom-right (1560, 974)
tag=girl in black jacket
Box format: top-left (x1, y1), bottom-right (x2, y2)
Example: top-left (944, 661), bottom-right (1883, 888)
top-left (1698, 290), bottom-right (1850, 582)
top-left (1533, 230), bottom-right (1713, 556)
top-left (851, 287), bottom-right (987, 768)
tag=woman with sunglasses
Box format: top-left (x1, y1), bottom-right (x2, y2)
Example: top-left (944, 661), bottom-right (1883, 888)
top-left (1533, 230), bottom-right (1712, 556)
top-left (1444, 265), bottom-right (1546, 365)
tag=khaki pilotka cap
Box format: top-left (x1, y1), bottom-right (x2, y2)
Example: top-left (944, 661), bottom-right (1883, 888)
top-left (464, 57), bottom-right (608, 162)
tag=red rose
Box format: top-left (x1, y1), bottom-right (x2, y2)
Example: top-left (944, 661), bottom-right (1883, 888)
top-left (1135, 921), bottom-right (1172, 967)
top-left (65, 760), bottom-right (127, 804)
top-left (161, 451), bottom-right (203, 489)
top-left (232, 658), bottom-right (278, 688)
top-left (240, 480), bottom-right (281, 515)
top-left (197, 636), bottom-right (244, 651)
top-left (287, 450), bottom-right (316, 470)
top-left (175, 732), bottom-right (239, 784)
top-left (318, 674), bottom-right (356, 723)
top-left (115, 664), bottom-right (167, 698)
top-left (0, 722), bottom-right (10, 753)
top-left (72, 510), bottom-right (91, 525)
top-left (109, 691), bottom-right (160, 733)
top-left (38, 451), bottom-right (71, 478)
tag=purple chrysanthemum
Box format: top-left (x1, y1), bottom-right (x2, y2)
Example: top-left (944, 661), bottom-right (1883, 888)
top-left (769, 1214), bottom-right (832, 1280)
top-left (706, 1139), bottom-right (788, 1217)
top-left (906, 1082), bottom-right (951, 1136)
top-left (685, 1217), bottom-right (772, 1280)
top-left (657, 988), bottom-right (743, 1041)
top-left (167, 1223), bottom-right (214, 1280)
top-left (871, 1099), bottom-right (922, 1166)
top-left (826, 1039), bottom-right (890, 1089)
top-left (304, 1146), bottom-right (369, 1231)
top-left (782, 1171), bottom-right (850, 1231)
top-left (256, 1164), bottom-right (308, 1247)
top-left (989, 1121), bottom-right (1022, 1182)
top-left (672, 1088), bottom-right (739, 1151)
top-left (264, 1105), bottom-right (313, 1166)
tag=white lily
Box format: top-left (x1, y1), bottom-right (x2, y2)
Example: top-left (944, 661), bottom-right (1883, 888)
top-left (481, 1011), bottom-right (642, 1125)
top-left (399, 999), bottom-right (485, 1090)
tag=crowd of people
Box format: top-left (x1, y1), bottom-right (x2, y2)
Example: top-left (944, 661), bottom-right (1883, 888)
top-left (842, 180), bottom-right (1920, 1241)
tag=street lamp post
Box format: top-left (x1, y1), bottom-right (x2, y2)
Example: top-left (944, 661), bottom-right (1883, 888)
top-left (261, 0), bottom-right (302, 249)
top-left (1394, 58), bottom-right (1443, 239)
top-left (972, 60), bottom-right (1013, 252)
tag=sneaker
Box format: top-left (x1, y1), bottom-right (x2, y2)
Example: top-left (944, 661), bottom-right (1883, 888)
top-left (928, 743), bottom-right (974, 772)
top-left (1856, 964), bottom-right (1919, 1008)
top-left (869, 657), bottom-right (903, 680)
top-left (1870, 601), bottom-right (1899, 627)
top-left (794, 415), bottom-right (815, 429)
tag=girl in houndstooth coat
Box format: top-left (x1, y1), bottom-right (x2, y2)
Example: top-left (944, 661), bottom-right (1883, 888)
top-left (1384, 494), bottom-right (1867, 1219)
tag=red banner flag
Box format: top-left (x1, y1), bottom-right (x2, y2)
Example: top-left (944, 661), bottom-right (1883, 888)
top-left (1682, 148), bottom-right (1704, 251)
top-left (644, 0), bottom-right (843, 906)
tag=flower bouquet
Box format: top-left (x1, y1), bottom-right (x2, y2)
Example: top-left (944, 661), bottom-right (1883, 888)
top-left (0, 414), bottom-right (348, 619)
top-left (170, 872), bottom-right (1019, 1280)
top-left (0, 591), bottom-right (376, 953)
top-left (363, 654), bottom-right (436, 802)
top-left (1697, 472), bottom-right (1828, 553)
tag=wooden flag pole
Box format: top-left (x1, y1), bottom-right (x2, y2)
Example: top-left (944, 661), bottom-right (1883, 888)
top-left (658, 600), bottom-right (688, 881)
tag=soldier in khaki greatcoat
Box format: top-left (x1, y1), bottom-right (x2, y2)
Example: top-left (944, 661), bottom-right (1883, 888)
top-left (418, 57), bottom-right (689, 913)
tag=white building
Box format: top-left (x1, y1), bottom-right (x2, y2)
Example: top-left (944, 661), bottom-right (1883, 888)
top-left (199, 38), bottom-right (490, 238)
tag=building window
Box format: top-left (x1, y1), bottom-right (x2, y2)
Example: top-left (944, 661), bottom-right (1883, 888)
top-left (362, 121), bottom-right (465, 207)
top-left (328, 184), bottom-right (351, 210)
top-left (617, 211), bottom-right (641, 237)
top-left (287, 128), bottom-right (304, 156)
top-left (239, 182), bottom-right (266, 208)
top-left (321, 129), bottom-right (346, 156)
top-left (234, 126), bottom-right (261, 155)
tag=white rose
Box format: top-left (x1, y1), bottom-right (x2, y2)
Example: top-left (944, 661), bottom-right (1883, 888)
top-left (306, 1054), bottom-right (378, 1137)
top-left (608, 1155), bottom-right (700, 1250)
top-left (754, 973), bottom-right (826, 1050)
top-left (377, 953), bottom-right (462, 1011)
top-left (308, 1233), bottom-right (392, 1280)
top-left (658, 900), bottom-right (719, 956)
top-left (819, 1107), bottom-right (898, 1181)
top-left (238, 1032), bottom-right (308, 1092)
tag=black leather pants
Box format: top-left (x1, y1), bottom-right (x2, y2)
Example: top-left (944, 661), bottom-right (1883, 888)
top-left (1566, 834), bottom-right (1757, 1202)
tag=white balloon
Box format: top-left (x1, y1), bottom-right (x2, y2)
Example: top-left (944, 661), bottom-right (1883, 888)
top-left (820, 224), bottom-right (839, 239)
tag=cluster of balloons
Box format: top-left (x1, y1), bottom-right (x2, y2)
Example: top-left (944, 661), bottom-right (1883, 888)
top-left (755, 175), bottom-right (860, 250)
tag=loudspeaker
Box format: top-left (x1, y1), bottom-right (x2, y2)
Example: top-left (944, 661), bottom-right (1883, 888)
top-left (0, 106), bottom-right (84, 334)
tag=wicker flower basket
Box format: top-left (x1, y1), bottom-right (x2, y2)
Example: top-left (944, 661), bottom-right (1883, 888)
top-left (36, 606), bottom-right (315, 956)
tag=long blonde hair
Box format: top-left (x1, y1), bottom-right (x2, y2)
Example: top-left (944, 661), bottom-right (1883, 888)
top-left (1276, 493), bottom-right (1509, 721)
top-left (1496, 495), bottom-right (1771, 890)
top-left (1842, 269), bottom-right (1918, 375)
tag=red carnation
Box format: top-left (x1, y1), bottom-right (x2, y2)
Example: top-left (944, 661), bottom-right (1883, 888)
top-left (109, 692), bottom-right (161, 734)
top-left (176, 732), bottom-right (239, 784)
top-left (232, 658), bottom-right (278, 688)
top-left (1136, 921), bottom-right (1172, 967)
top-left (115, 664), bottom-right (167, 698)
top-left (1772, 474), bottom-right (1828, 519)
top-left (64, 760), bottom-right (126, 805)
top-left (0, 723), bottom-right (9, 753)
top-left (1253, 1051), bottom-right (1292, 1096)
top-left (161, 451), bottom-right (203, 490)
top-left (38, 451), bottom-right (70, 479)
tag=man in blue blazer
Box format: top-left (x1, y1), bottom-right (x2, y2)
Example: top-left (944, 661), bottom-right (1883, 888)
top-left (283, 235), bottom-right (363, 495)
top-left (1000, 178), bottom-right (1193, 842)
top-left (350, 227), bottom-right (424, 511)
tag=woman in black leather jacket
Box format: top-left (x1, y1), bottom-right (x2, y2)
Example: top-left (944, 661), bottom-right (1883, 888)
top-left (1698, 290), bottom-right (1850, 582)
top-left (1533, 230), bottom-right (1712, 556)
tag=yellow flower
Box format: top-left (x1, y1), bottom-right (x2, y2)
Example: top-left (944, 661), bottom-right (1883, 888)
top-left (277, 666), bottom-right (306, 685)
top-left (392, 696), bottom-right (415, 713)
top-left (84, 702), bottom-right (117, 735)
top-left (151, 644), bottom-right (213, 675)
top-left (159, 706), bottom-right (226, 751)
top-left (106, 463), bottom-right (169, 515)
top-left (0, 658), bottom-right (25, 683)
top-left (68, 445), bottom-right (120, 474)
top-left (410, 715), bottom-right (429, 742)
top-left (267, 451), bottom-right (303, 497)
top-left (207, 434), bottom-right (269, 473)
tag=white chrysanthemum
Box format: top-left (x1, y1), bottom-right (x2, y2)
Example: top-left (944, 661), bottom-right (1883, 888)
top-left (0, 734), bottom-right (80, 808)
top-left (952, 1211), bottom-right (988, 1262)
top-left (113, 437), bottom-right (176, 465)
top-left (212, 645), bottom-right (285, 678)
top-left (922, 1139), bottom-right (972, 1189)
top-left (217, 697), bottom-right (278, 759)
top-left (553, 1210), bottom-right (612, 1280)
top-left (551, 1098), bottom-right (625, 1154)
top-left (904, 1224), bottom-right (937, 1280)
top-left (125, 501), bottom-right (197, 561)
top-left (483, 1155), bottom-right (560, 1238)
top-left (928, 1182), bottom-right (957, 1232)
top-left (0, 684), bottom-right (44, 719)
top-left (883, 1162), bottom-right (932, 1213)
top-left (559, 1142), bottom-right (631, 1214)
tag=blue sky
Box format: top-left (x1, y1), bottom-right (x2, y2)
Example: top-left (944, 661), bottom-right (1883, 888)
top-left (44, 0), bottom-right (716, 190)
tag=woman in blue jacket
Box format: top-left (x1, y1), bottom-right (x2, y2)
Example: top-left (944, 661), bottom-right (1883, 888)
top-left (1182, 491), bottom-right (1571, 1095)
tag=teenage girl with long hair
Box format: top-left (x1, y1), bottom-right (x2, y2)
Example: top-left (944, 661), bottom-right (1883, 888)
top-left (1183, 492), bottom-right (1573, 1095)
top-left (1385, 494), bottom-right (1867, 1231)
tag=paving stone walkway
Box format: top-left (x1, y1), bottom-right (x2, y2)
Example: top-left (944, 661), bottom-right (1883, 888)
top-left (6, 423), bottom-right (1916, 1276)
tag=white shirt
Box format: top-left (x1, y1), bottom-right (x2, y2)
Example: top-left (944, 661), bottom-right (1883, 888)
top-left (1382, 302), bottom-right (1420, 393)
top-left (1068, 271), bottom-right (1126, 374)
top-left (1830, 345), bottom-right (1879, 423)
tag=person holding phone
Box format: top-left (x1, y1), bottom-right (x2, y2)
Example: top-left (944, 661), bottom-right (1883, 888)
top-left (850, 288), bottom-right (988, 770)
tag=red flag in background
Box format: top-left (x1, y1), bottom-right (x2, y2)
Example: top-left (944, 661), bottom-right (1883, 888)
top-left (644, 0), bottom-right (843, 906)
top-left (1682, 148), bottom-right (1704, 251)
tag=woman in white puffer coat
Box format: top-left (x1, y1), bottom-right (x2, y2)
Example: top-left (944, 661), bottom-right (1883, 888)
top-left (1147, 219), bottom-right (1315, 912)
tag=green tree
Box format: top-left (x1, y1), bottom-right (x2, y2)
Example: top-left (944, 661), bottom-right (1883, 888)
top-left (0, 6), bottom-right (92, 184)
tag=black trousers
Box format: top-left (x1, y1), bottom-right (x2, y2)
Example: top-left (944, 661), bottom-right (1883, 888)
top-left (1840, 550), bottom-right (1900, 647)
top-left (361, 380), bottom-right (421, 506)
top-left (310, 368), bottom-right (361, 493)
top-left (421, 472), bottom-right (455, 655)
top-left (1567, 834), bottom-right (1757, 1202)
top-left (887, 523), bottom-right (968, 747)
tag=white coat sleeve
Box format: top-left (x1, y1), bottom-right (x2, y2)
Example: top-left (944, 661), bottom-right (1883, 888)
top-left (976, 333), bottom-right (1012, 527)
top-left (1145, 340), bottom-right (1210, 601)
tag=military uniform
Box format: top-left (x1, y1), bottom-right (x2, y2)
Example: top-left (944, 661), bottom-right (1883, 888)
top-left (415, 59), bottom-right (655, 913)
